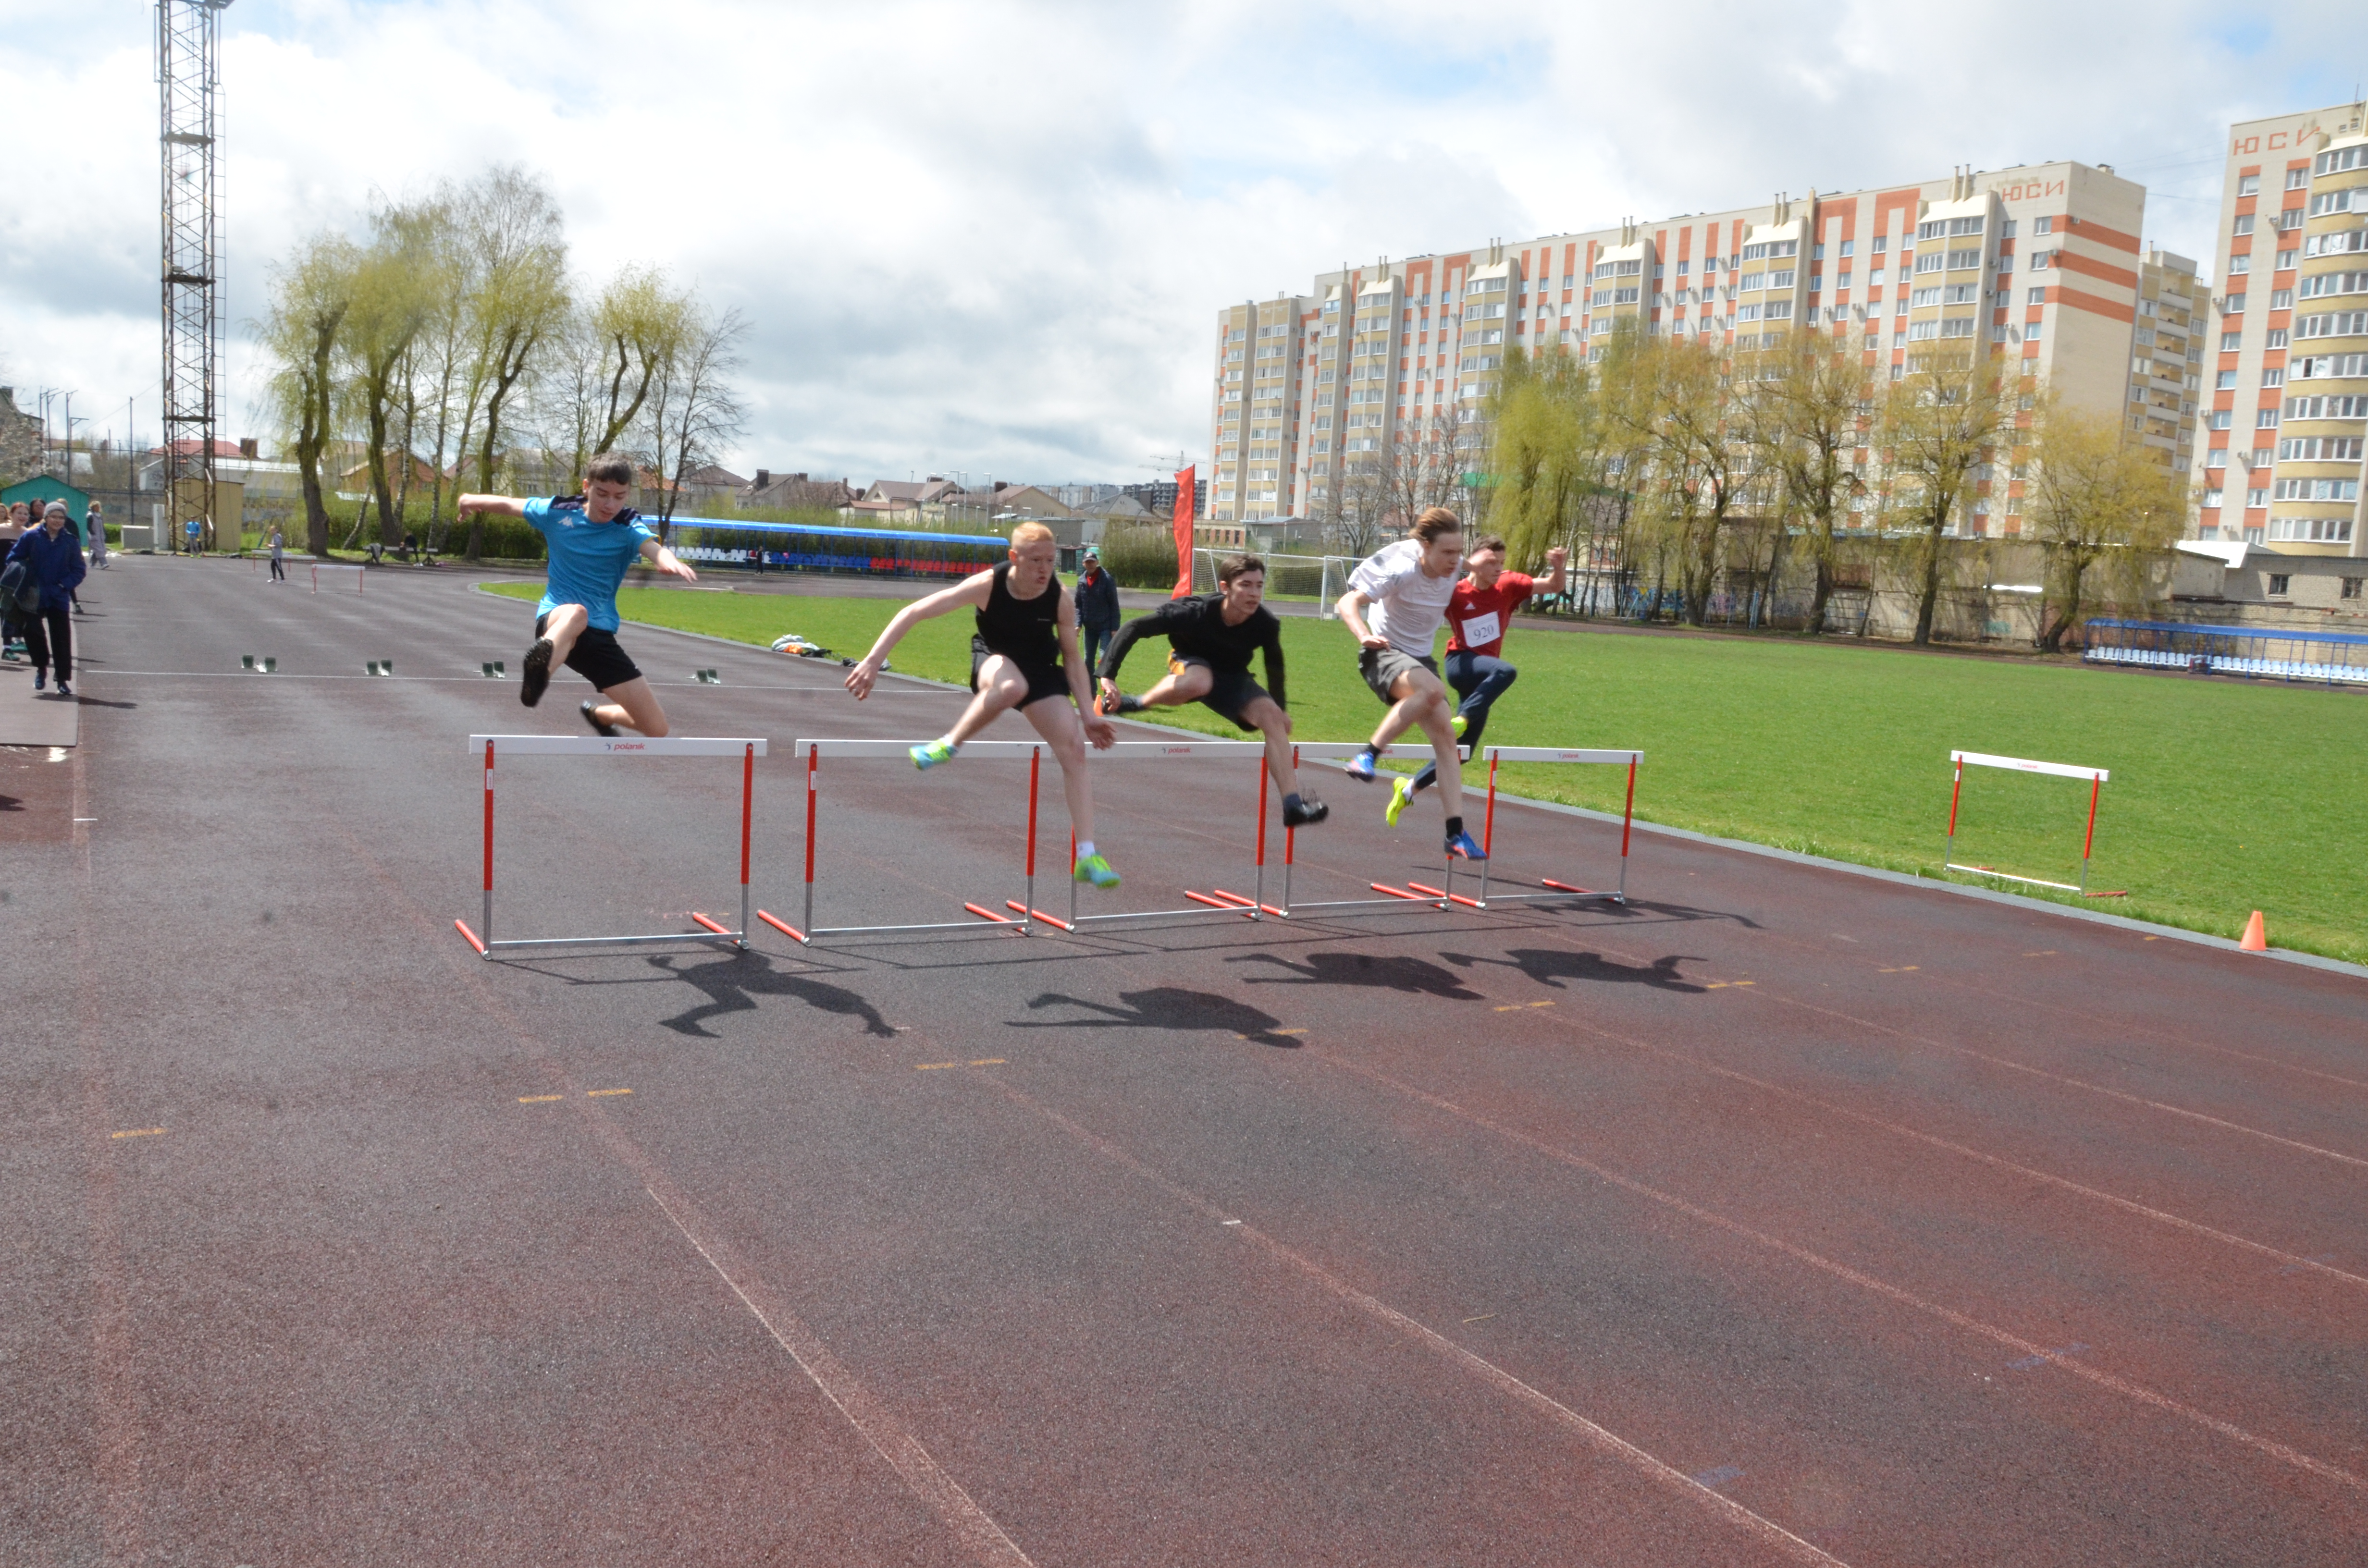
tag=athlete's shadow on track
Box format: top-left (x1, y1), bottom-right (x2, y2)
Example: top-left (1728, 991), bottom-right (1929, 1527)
top-left (646, 952), bottom-right (897, 1038)
top-left (1225, 951), bottom-right (1482, 1001)
top-left (1013, 988), bottom-right (1300, 1048)
top-left (1445, 948), bottom-right (1708, 993)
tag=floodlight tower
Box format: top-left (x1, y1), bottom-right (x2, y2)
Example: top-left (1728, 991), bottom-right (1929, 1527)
top-left (157, 0), bottom-right (232, 548)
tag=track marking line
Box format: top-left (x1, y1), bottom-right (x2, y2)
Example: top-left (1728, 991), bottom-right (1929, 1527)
top-left (916, 1062), bottom-right (961, 1070)
top-left (968, 1058), bottom-right (1006, 1067)
top-left (1877, 966), bottom-right (1919, 973)
top-left (1275, 1028), bottom-right (1307, 1035)
top-left (2022, 951), bottom-right (2058, 958)
top-left (1464, 1312), bottom-right (1498, 1323)
top-left (1747, 988), bottom-right (2368, 1170)
top-left (1313, 1049), bottom-right (2368, 1496)
top-left (980, 1077), bottom-right (1852, 1566)
top-left (108, 1128), bottom-right (166, 1139)
top-left (516, 1095), bottom-right (562, 1104)
top-left (1703, 980), bottom-right (1756, 990)
top-left (645, 1186), bottom-right (1036, 1568)
top-left (587, 1088), bottom-right (631, 1097)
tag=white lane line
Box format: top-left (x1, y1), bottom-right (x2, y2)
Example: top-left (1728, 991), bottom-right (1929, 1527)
top-left (984, 1078), bottom-right (1851, 1567)
top-left (644, 1185), bottom-right (1036, 1568)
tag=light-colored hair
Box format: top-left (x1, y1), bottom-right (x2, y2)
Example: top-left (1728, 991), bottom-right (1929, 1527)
top-left (1009, 521), bottom-right (1056, 546)
top-left (1411, 506), bottom-right (1462, 543)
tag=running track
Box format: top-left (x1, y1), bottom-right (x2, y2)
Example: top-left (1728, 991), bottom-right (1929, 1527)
top-left (6, 558), bottom-right (2364, 1566)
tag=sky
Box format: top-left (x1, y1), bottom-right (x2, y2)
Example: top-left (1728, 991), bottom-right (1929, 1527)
top-left (0, 0), bottom-right (2360, 487)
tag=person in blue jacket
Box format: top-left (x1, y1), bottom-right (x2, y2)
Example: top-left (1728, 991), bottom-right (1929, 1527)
top-left (7, 502), bottom-right (89, 697)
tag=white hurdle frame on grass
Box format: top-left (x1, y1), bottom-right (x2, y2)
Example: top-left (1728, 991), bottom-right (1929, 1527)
top-left (455, 734), bottom-right (767, 957)
top-left (1944, 749), bottom-right (2114, 897)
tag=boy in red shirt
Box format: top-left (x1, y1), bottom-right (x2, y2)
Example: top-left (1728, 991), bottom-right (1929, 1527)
top-left (1386, 535), bottom-right (1566, 826)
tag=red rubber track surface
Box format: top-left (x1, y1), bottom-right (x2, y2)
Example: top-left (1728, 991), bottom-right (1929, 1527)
top-left (6, 560), bottom-right (2364, 1566)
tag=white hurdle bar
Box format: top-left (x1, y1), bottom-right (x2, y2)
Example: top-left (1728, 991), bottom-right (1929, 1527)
top-left (1944, 749), bottom-right (2115, 897)
top-left (455, 734), bottom-right (767, 957)
top-left (311, 562), bottom-right (365, 594)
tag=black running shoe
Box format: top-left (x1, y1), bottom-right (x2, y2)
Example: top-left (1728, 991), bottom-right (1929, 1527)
top-left (520, 637), bottom-right (554, 707)
top-left (1115, 693), bottom-right (1145, 714)
top-left (1283, 796), bottom-right (1329, 828)
top-left (580, 699), bottom-right (618, 737)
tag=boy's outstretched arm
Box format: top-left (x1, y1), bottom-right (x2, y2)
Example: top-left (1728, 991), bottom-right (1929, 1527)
top-left (638, 535), bottom-right (699, 583)
top-left (845, 571), bottom-right (995, 699)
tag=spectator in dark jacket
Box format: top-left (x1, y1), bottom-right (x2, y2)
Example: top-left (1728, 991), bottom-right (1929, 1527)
top-left (8, 502), bottom-right (89, 697)
top-left (1073, 547), bottom-right (1122, 674)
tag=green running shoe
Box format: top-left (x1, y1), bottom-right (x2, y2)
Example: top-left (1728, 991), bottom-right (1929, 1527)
top-left (1450, 713), bottom-right (1468, 738)
top-left (910, 738), bottom-right (957, 770)
top-left (1384, 774), bottom-right (1416, 828)
top-left (1073, 852), bottom-right (1121, 889)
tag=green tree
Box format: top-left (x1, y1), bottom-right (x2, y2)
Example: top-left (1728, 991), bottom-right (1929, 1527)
top-left (259, 233), bottom-right (359, 555)
top-left (2023, 398), bottom-right (2190, 650)
top-left (341, 199), bottom-right (440, 545)
top-left (1875, 343), bottom-right (2014, 645)
top-left (456, 167), bottom-right (569, 561)
top-left (1737, 337), bottom-right (1869, 634)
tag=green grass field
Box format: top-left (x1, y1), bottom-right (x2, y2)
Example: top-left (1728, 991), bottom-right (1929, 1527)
top-left (483, 579), bottom-right (2368, 963)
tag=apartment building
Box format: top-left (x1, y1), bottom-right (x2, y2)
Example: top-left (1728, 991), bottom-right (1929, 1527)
top-left (1207, 161), bottom-right (2179, 531)
top-left (2195, 101), bottom-right (2368, 555)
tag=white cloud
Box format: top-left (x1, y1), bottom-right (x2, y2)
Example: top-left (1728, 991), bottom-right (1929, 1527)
top-left (0, 0), bottom-right (2343, 480)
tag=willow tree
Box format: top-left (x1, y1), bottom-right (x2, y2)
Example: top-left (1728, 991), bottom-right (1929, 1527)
top-left (1738, 336), bottom-right (1869, 633)
top-left (259, 233), bottom-right (360, 555)
top-left (1876, 343), bottom-right (2014, 644)
top-left (2023, 398), bottom-right (2190, 650)
top-left (341, 199), bottom-right (441, 545)
top-left (546, 264), bottom-right (694, 490)
top-left (1483, 343), bottom-right (1594, 569)
top-left (457, 168), bottom-right (569, 560)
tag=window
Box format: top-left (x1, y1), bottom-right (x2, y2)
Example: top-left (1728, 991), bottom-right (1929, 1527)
top-left (1943, 283), bottom-right (1980, 304)
top-left (1870, 266), bottom-right (1887, 285)
top-left (2318, 146), bottom-right (2366, 175)
top-left (2285, 395), bottom-right (2368, 420)
top-left (2289, 167), bottom-right (2311, 190)
top-left (2344, 578), bottom-right (2362, 600)
top-left (2209, 410), bottom-right (2232, 429)
top-left (2307, 190), bottom-right (2361, 216)
top-left (2216, 369), bottom-right (2238, 389)
top-left (2034, 215), bottom-right (2054, 234)
top-left (1813, 243), bottom-right (1826, 259)
top-left (2229, 255), bottom-right (2251, 275)
top-left (2221, 331), bottom-right (2243, 350)
top-left (2267, 574), bottom-right (2290, 596)
top-left (1915, 252), bottom-right (1947, 274)
top-left (1675, 259), bottom-right (1690, 276)
top-left (2262, 367), bottom-right (2284, 387)
top-left (2025, 320), bottom-right (2041, 341)
top-left (1940, 317), bottom-right (1975, 338)
top-left (2028, 249), bottom-right (2053, 270)
top-left (2225, 293), bottom-right (2248, 314)
top-left (1907, 320), bottom-right (1938, 340)
top-left (2233, 214), bottom-right (2256, 236)
top-left (2271, 477), bottom-right (2362, 501)
top-left (1769, 269), bottom-right (1796, 289)
top-left (2268, 516), bottom-right (2356, 543)
top-left (1946, 248), bottom-right (1982, 270)
top-left (2277, 250), bottom-right (2298, 271)
top-left (1840, 239), bottom-right (1855, 257)
top-left (2028, 287), bottom-right (2048, 307)
top-left (1739, 272), bottom-right (1765, 292)
top-left (2208, 448), bottom-right (2228, 467)
top-left (2237, 174), bottom-right (2260, 196)
top-left (2203, 488), bottom-right (2224, 508)
top-left (1995, 254), bottom-right (2012, 273)
top-left (2248, 487), bottom-right (2270, 507)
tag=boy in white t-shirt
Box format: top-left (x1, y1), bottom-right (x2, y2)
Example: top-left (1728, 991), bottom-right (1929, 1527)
top-left (1332, 507), bottom-right (1482, 859)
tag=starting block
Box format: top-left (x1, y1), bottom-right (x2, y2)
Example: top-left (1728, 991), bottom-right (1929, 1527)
top-left (481, 661), bottom-right (507, 678)
top-left (242, 654), bottom-right (278, 674)
top-left (454, 733), bottom-right (767, 958)
top-left (366, 660), bottom-right (395, 676)
top-left (691, 668), bottom-right (720, 684)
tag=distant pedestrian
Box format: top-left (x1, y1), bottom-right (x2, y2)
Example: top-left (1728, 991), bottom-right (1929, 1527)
top-left (267, 524), bottom-right (286, 583)
top-left (1074, 546), bottom-right (1120, 679)
top-left (183, 514), bottom-right (204, 555)
top-left (86, 502), bottom-right (109, 570)
top-left (7, 502), bottom-right (88, 697)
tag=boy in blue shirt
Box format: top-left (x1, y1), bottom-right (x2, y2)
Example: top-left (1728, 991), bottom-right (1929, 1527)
top-left (458, 452), bottom-right (698, 736)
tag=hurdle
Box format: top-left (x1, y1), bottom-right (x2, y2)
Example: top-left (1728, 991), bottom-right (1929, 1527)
top-left (454, 733), bottom-right (767, 957)
top-left (761, 738), bottom-right (1340, 944)
top-left (312, 562), bottom-right (365, 594)
top-left (1944, 749), bottom-right (2121, 897)
top-left (1279, 745), bottom-right (1643, 914)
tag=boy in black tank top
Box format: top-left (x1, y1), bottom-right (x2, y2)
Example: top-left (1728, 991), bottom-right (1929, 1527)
top-left (846, 523), bottom-right (1123, 887)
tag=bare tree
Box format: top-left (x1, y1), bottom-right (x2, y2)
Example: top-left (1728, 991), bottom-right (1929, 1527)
top-left (548, 264), bottom-right (692, 489)
top-left (456, 168), bottom-right (569, 561)
top-left (2023, 396), bottom-right (2190, 650)
top-left (642, 303), bottom-right (748, 531)
top-left (258, 233), bottom-right (359, 555)
top-left (1875, 342), bottom-right (2014, 645)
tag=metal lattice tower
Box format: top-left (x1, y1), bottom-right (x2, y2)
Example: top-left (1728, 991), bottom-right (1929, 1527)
top-left (158, 0), bottom-right (231, 544)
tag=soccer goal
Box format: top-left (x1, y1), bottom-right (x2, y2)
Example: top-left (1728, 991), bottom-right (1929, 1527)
top-left (1189, 549), bottom-right (1357, 617)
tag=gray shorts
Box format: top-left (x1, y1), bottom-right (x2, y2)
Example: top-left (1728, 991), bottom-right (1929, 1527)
top-left (1359, 646), bottom-right (1438, 705)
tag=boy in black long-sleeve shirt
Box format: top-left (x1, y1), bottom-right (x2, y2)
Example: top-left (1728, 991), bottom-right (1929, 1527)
top-left (1097, 552), bottom-right (1327, 828)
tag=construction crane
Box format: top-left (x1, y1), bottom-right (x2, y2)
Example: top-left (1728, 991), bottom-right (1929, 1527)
top-left (158, 0), bottom-right (232, 550)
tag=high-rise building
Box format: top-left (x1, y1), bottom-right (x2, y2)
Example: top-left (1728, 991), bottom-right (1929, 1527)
top-left (2127, 247), bottom-right (2204, 473)
top-left (1208, 161), bottom-right (2178, 533)
top-left (2196, 101), bottom-right (2368, 554)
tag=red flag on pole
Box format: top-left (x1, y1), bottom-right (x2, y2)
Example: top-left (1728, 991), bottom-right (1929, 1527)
top-left (1169, 464), bottom-right (1196, 598)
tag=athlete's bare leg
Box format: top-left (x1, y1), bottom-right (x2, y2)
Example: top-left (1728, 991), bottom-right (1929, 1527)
top-left (1370, 665), bottom-right (1461, 819)
top-left (1019, 685), bottom-right (1097, 845)
top-left (592, 675), bottom-right (669, 737)
top-left (944, 655), bottom-right (1031, 746)
top-left (1135, 663), bottom-right (1213, 708)
top-left (540, 601), bottom-right (589, 663)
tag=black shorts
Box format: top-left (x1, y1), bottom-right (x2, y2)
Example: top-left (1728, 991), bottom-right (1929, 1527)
top-left (537, 613), bottom-right (642, 691)
top-left (971, 637), bottom-right (1070, 709)
top-left (1168, 654), bottom-right (1270, 732)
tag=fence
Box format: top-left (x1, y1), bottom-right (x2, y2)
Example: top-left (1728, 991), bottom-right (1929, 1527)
top-left (2082, 618), bottom-right (2368, 686)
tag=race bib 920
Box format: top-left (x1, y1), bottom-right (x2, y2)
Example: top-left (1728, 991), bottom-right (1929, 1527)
top-left (1457, 610), bottom-right (1502, 647)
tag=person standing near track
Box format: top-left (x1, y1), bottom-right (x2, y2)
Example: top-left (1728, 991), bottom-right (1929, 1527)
top-left (1384, 535), bottom-right (1567, 827)
top-left (7, 502), bottom-right (88, 697)
top-left (844, 521), bottom-right (1124, 889)
top-left (1096, 552), bottom-right (1328, 829)
top-left (1073, 546), bottom-right (1120, 675)
top-left (1334, 507), bottom-right (1483, 859)
top-left (457, 451), bottom-right (698, 739)
top-left (265, 523), bottom-right (285, 583)
top-left (86, 503), bottom-right (110, 571)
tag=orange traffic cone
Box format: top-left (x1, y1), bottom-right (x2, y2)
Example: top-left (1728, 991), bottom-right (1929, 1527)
top-left (2239, 911), bottom-right (2268, 952)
